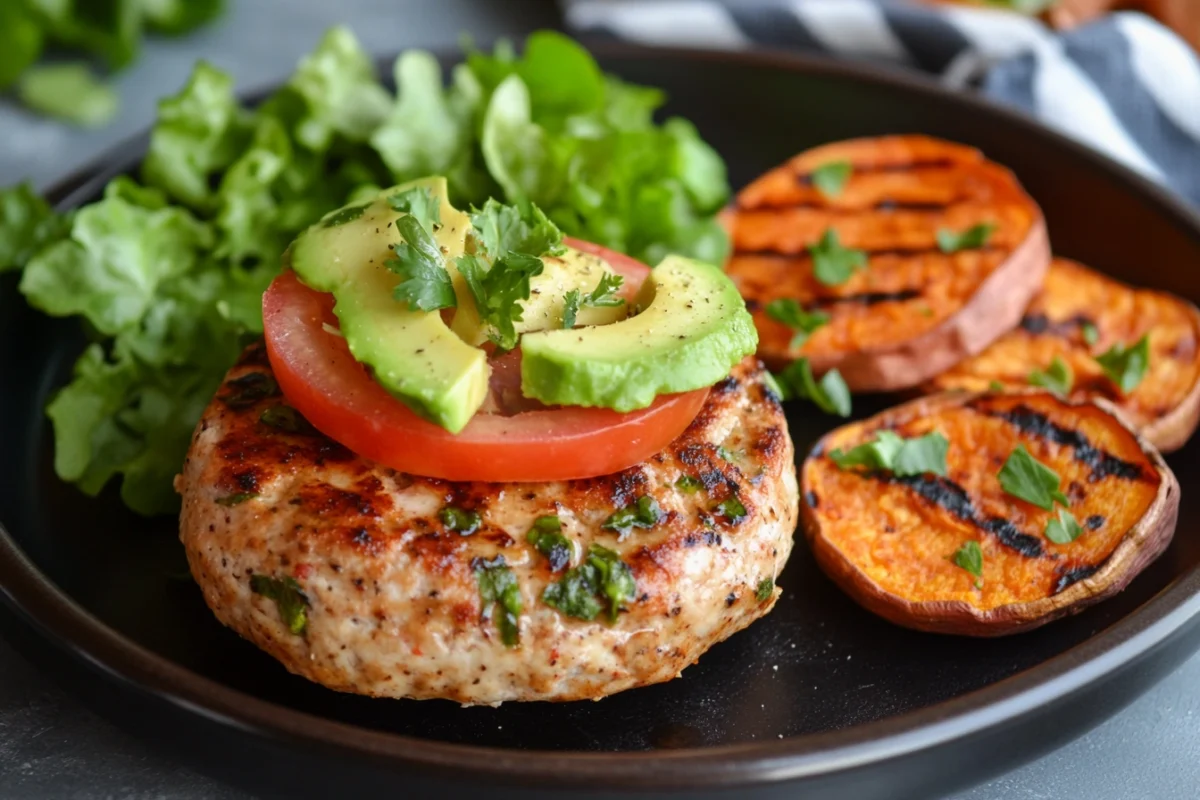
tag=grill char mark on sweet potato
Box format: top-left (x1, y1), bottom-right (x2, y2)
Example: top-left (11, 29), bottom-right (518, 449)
top-left (972, 401), bottom-right (1148, 483)
top-left (726, 135), bottom-right (1049, 390)
top-left (879, 472), bottom-right (1046, 558)
top-left (927, 259), bottom-right (1200, 452)
top-left (800, 391), bottom-right (1178, 636)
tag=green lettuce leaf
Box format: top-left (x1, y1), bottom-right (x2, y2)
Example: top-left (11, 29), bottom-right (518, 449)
top-left (142, 61), bottom-right (249, 210)
top-left (18, 62), bottom-right (118, 127)
top-left (0, 182), bottom-right (68, 271)
top-left (20, 194), bottom-right (212, 335)
top-left (0, 2), bottom-right (44, 90)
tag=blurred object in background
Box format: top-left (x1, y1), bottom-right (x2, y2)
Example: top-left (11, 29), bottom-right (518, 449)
top-left (932, 0), bottom-right (1200, 49)
top-left (0, 0), bottom-right (227, 126)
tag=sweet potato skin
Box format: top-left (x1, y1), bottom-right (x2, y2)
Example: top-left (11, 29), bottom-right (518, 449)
top-left (928, 259), bottom-right (1200, 453)
top-left (801, 391), bottom-right (1179, 636)
top-left (727, 135), bottom-right (1050, 391)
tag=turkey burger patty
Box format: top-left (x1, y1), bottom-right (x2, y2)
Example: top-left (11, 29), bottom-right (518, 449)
top-left (177, 347), bottom-right (799, 704)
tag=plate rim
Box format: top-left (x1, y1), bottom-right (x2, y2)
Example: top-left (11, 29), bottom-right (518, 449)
top-left (3, 41), bottom-right (1200, 792)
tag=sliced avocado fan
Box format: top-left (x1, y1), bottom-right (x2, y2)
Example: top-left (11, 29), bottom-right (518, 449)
top-left (289, 177), bottom-right (488, 433)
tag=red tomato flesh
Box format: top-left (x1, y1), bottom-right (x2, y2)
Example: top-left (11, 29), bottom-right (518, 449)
top-left (262, 239), bottom-right (709, 482)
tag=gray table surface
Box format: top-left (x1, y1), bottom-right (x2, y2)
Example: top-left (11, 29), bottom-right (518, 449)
top-left (2, 1), bottom-right (1198, 798)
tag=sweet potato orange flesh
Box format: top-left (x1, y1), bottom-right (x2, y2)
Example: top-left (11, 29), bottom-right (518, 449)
top-left (801, 392), bottom-right (1177, 634)
top-left (928, 259), bottom-right (1200, 452)
top-left (727, 135), bottom-right (1049, 390)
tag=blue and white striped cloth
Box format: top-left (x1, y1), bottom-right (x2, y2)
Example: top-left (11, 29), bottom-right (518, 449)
top-left (564, 0), bottom-right (1200, 206)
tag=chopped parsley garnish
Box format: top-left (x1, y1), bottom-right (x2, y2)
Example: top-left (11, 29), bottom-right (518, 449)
top-left (526, 515), bottom-right (574, 572)
top-left (714, 494), bottom-right (748, 524)
top-left (1045, 508), bottom-right (1084, 545)
top-left (387, 214), bottom-right (457, 312)
top-left (988, 380), bottom-right (1007, 392)
top-left (936, 222), bottom-right (996, 254)
top-left (321, 203), bottom-right (369, 228)
top-left (951, 541), bottom-right (984, 589)
top-left (440, 505), bottom-right (481, 536)
top-left (810, 228), bottom-right (867, 286)
top-left (542, 544), bottom-right (636, 623)
top-left (1080, 321), bottom-right (1100, 347)
top-left (602, 495), bottom-right (663, 539)
top-left (830, 430), bottom-right (949, 477)
top-left (675, 475), bottom-right (703, 494)
top-left (562, 272), bottom-right (625, 329)
top-left (1028, 356), bottom-right (1074, 395)
top-left (215, 492), bottom-right (258, 506)
top-left (472, 556), bottom-right (522, 647)
top-left (773, 358), bottom-right (852, 417)
top-left (250, 575), bottom-right (309, 635)
top-left (387, 186), bottom-right (441, 232)
top-left (717, 445), bottom-right (737, 462)
top-left (998, 444), bottom-right (1069, 511)
top-left (811, 160), bottom-right (852, 198)
top-left (220, 372), bottom-right (279, 409)
top-left (1095, 334), bottom-right (1150, 394)
top-left (755, 577), bottom-right (775, 602)
top-left (259, 405), bottom-right (318, 435)
top-left (765, 298), bottom-right (830, 348)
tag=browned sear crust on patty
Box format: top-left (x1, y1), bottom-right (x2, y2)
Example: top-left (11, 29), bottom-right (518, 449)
top-left (177, 346), bottom-right (799, 704)
top-left (725, 135), bottom-right (1050, 391)
top-left (926, 258), bottom-right (1200, 452)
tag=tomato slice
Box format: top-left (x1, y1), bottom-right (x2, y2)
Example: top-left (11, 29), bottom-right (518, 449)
top-left (262, 239), bottom-right (709, 482)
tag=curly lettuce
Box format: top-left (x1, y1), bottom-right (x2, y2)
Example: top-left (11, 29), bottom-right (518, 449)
top-left (0, 27), bottom-right (730, 516)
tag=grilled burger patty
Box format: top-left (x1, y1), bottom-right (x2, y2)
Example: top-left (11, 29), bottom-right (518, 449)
top-left (177, 345), bottom-right (799, 704)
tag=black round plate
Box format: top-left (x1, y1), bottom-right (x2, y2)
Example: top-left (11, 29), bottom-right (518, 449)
top-left (3, 45), bottom-right (1200, 800)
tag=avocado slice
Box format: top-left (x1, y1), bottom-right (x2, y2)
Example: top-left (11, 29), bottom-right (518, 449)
top-left (519, 255), bottom-right (759, 411)
top-left (289, 177), bottom-right (488, 433)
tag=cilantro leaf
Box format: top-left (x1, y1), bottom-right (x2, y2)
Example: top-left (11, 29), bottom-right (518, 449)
top-left (1045, 508), bottom-right (1084, 545)
top-left (387, 215), bottom-right (457, 312)
top-left (456, 251), bottom-right (545, 350)
top-left (675, 475), bottom-right (703, 494)
top-left (469, 197), bottom-right (564, 260)
top-left (526, 515), bottom-right (574, 572)
top-left (1080, 321), bottom-right (1099, 347)
top-left (811, 160), bottom-right (852, 198)
top-left (810, 228), bottom-right (867, 286)
top-left (472, 556), bottom-right (522, 647)
top-left (774, 358), bottom-right (852, 417)
top-left (1095, 334), bottom-right (1150, 394)
top-left (440, 505), bottom-right (481, 535)
top-left (250, 575), bottom-right (309, 635)
top-left (998, 444), bottom-right (1069, 511)
top-left (1029, 356), bottom-right (1074, 395)
top-left (387, 186), bottom-right (441, 232)
top-left (952, 541), bottom-right (984, 589)
top-left (765, 298), bottom-right (829, 348)
top-left (542, 545), bottom-right (636, 624)
top-left (831, 430), bottom-right (949, 477)
top-left (714, 495), bottom-right (748, 524)
top-left (937, 223), bottom-right (996, 254)
top-left (603, 495), bottom-right (663, 539)
top-left (755, 577), bottom-right (774, 602)
top-left (562, 272), bottom-right (624, 329)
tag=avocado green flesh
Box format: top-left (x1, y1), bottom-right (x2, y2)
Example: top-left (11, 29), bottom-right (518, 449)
top-left (519, 256), bottom-right (759, 412)
top-left (289, 177), bottom-right (487, 433)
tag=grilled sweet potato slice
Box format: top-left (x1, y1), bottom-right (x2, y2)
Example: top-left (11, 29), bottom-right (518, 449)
top-left (801, 391), bottom-right (1179, 636)
top-left (927, 258), bottom-right (1200, 452)
top-left (726, 135), bottom-right (1051, 391)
